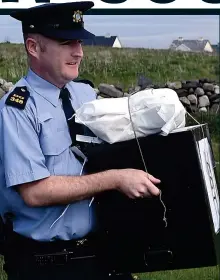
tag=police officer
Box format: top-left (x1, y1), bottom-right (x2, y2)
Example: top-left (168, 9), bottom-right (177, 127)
top-left (0, 2), bottom-right (161, 279)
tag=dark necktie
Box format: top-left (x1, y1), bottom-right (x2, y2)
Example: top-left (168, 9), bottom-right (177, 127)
top-left (59, 87), bottom-right (97, 155)
top-left (59, 87), bottom-right (75, 121)
top-left (59, 87), bottom-right (84, 146)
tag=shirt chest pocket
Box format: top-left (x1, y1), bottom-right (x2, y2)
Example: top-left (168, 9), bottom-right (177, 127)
top-left (38, 113), bottom-right (72, 156)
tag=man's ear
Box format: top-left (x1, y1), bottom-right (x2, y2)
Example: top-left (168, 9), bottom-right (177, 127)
top-left (25, 38), bottom-right (39, 58)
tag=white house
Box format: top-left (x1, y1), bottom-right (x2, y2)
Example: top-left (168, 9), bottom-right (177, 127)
top-left (83, 35), bottom-right (122, 48)
top-left (170, 37), bottom-right (213, 53)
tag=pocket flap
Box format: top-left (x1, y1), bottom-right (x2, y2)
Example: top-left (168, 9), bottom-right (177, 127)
top-left (38, 112), bottom-right (53, 123)
top-left (41, 131), bottom-right (72, 156)
top-left (39, 113), bottom-right (72, 156)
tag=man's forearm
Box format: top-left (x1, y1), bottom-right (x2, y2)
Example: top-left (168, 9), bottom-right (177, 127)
top-left (19, 170), bottom-right (119, 207)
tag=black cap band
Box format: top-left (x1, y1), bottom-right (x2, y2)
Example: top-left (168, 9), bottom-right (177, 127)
top-left (22, 21), bottom-right (84, 34)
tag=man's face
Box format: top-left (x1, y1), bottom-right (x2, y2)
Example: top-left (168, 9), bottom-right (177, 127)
top-left (30, 35), bottom-right (84, 87)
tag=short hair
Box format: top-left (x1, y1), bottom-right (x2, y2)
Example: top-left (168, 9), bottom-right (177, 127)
top-left (23, 33), bottom-right (47, 54)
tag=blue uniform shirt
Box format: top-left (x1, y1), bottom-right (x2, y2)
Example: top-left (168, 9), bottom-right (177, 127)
top-left (0, 69), bottom-right (97, 241)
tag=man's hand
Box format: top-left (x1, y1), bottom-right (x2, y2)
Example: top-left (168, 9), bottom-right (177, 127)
top-left (116, 169), bottom-right (161, 199)
top-left (18, 168), bottom-right (161, 207)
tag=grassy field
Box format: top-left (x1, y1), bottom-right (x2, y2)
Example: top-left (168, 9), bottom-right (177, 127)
top-left (139, 267), bottom-right (219, 280)
top-left (0, 43), bottom-right (219, 279)
top-left (137, 266), bottom-right (220, 280)
top-left (0, 43), bottom-right (219, 88)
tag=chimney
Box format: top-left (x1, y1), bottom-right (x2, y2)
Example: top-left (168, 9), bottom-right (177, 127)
top-left (105, 33), bottom-right (111, 38)
top-left (198, 37), bottom-right (204, 41)
top-left (178, 36), bottom-right (183, 41)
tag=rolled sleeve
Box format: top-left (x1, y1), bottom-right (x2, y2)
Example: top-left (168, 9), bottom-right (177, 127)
top-left (0, 105), bottom-right (50, 187)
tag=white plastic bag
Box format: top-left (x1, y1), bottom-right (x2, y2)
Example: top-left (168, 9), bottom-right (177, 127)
top-left (75, 88), bottom-right (186, 144)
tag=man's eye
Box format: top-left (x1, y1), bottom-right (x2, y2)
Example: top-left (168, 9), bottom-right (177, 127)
top-left (59, 40), bottom-right (71, 45)
top-left (59, 40), bottom-right (83, 45)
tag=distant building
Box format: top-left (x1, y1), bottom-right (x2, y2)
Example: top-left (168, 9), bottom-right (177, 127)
top-left (211, 43), bottom-right (219, 54)
top-left (169, 37), bottom-right (213, 53)
top-left (83, 35), bottom-right (122, 48)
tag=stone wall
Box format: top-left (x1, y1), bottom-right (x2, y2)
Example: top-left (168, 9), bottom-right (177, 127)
top-left (0, 78), bottom-right (13, 98)
top-left (0, 77), bottom-right (219, 114)
top-left (97, 78), bottom-right (219, 114)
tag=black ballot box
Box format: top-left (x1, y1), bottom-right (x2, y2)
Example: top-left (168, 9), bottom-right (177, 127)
top-left (85, 124), bottom-right (220, 274)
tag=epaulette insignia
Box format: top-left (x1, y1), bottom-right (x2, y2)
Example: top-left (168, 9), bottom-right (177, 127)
top-left (74, 78), bottom-right (94, 88)
top-left (5, 87), bottom-right (30, 109)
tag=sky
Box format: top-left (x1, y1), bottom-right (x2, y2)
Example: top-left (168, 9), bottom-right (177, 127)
top-left (0, 14), bottom-right (219, 48)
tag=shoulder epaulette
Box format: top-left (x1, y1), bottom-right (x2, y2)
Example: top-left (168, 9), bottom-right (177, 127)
top-left (5, 86), bottom-right (30, 110)
top-left (74, 78), bottom-right (94, 89)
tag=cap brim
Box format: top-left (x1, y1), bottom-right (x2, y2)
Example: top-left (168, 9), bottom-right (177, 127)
top-left (41, 27), bottom-right (95, 40)
top-left (10, 1), bottom-right (94, 21)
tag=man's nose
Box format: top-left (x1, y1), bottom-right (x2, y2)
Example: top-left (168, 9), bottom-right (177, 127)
top-left (71, 41), bottom-right (83, 56)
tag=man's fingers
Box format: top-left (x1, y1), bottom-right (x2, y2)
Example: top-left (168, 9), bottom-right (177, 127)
top-left (145, 180), bottom-right (160, 196)
top-left (147, 173), bottom-right (161, 184)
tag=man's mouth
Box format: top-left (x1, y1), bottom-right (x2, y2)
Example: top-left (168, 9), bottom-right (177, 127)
top-left (67, 62), bottom-right (77, 65)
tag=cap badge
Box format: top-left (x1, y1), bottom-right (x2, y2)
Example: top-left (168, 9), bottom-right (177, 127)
top-left (73, 10), bottom-right (83, 23)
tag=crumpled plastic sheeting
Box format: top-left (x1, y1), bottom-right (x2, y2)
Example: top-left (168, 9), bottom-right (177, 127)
top-left (75, 88), bottom-right (186, 144)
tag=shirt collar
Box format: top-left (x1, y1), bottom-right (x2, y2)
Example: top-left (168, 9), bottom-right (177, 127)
top-left (25, 68), bottom-right (62, 107)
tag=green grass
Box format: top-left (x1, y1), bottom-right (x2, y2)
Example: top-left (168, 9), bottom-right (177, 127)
top-left (0, 43), bottom-right (218, 88)
top-left (0, 258), bottom-right (6, 280)
top-left (80, 47), bottom-right (219, 89)
top-left (135, 266), bottom-right (219, 280)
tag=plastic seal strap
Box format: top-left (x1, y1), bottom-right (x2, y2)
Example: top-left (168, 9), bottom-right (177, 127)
top-left (127, 94), bottom-right (168, 228)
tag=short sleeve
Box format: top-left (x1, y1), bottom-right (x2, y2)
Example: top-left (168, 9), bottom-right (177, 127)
top-left (0, 105), bottom-right (50, 187)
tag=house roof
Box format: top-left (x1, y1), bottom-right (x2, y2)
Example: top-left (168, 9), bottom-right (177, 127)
top-left (83, 36), bottom-right (118, 47)
top-left (170, 39), bottom-right (210, 52)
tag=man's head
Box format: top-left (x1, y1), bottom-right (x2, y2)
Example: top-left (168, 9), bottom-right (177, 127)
top-left (10, 2), bottom-right (95, 88)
